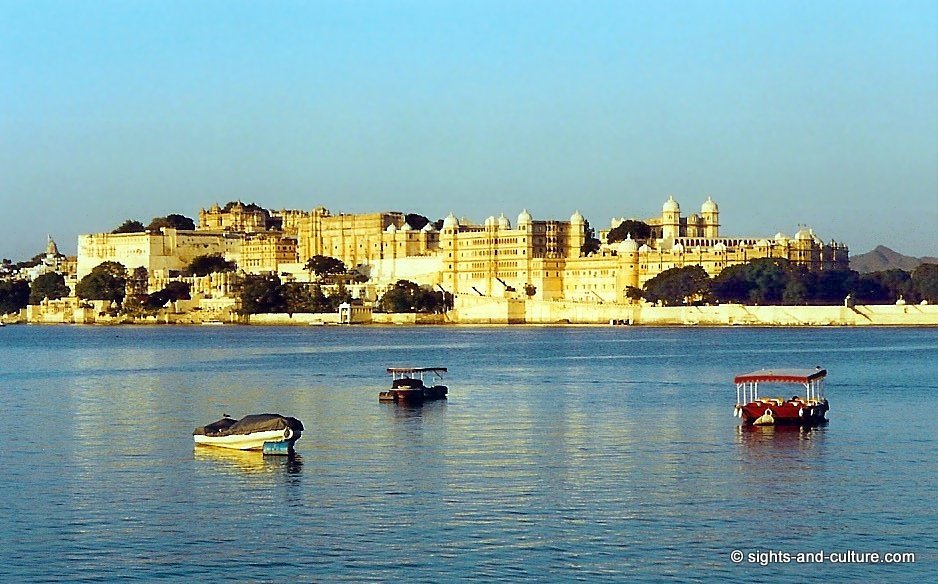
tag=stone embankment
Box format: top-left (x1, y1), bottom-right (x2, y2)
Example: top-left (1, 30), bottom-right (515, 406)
top-left (448, 296), bottom-right (938, 326)
top-left (8, 295), bottom-right (937, 326)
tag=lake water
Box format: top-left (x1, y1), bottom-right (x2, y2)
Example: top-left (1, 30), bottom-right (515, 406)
top-left (0, 325), bottom-right (935, 582)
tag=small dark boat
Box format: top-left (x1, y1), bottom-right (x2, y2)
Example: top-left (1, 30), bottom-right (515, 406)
top-left (193, 413), bottom-right (304, 454)
top-left (734, 367), bottom-right (829, 427)
top-left (380, 367), bottom-right (448, 403)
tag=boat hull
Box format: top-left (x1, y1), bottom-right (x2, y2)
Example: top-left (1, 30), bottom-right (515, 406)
top-left (379, 385), bottom-right (448, 403)
top-left (193, 429), bottom-right (301, 452)
top-left (740, 400), bottom-right (829, 427)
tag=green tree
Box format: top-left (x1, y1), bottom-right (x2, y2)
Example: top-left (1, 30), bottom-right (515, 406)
top-left (624, 286), bottom-right (644, 302)
top-left (349, 270), bottom-right (370, 283)
top-left (781, 277), bottom-right (808, 305)
top-left (147, 214), bottom-right (196, 231)
top-left (185, 254), bottom-right (237, 277)
top-left (912, 263), bottom-right (938, 303)
top-left (305, 255), bottom-right (347, 281)
top-left (163, 281), bottom-right (191, 301)
top-left (855, 269), bottom-right (912, 304)
top-left (0, 259), bottom-right (13, 278)
top-left (580, 220), bottom-right (601, 256)
top-left (404, 213), bottom-right (430, 230)
top-left (308, 284), bottom-right (331, 312)
top-left (75, 262), bottom-right (128, 305)
top-left (712, 258), bottom-right (805, 305)
top-left (641, 265), bottom-right (711, 306)
top-left (711, 263), bottom-right (753, 303)
top-left (28, 273), bottom-right (70, 304)
top-left (377, 280), bottom-right (451, 313)
top-left (0, 280), bottom-right (30, 314)
top-left (281, 282), bottom-right (316, 315)
top-left (15, 253), bottom-right (45, 270)
top-left (325, 282), bottom-right (353, 311)
top-left (745, 259), bottom-right (793, 304)
top-left (806, 269), bottom-right (859, 305)
top-left (223, 201), bottom-right (267, 213)
top-left (143, 290), bottom-right (170, 310)
top-left (112, 219), bottom-right (146, 234)
top-left (608, 220), bottom-right (652, 243)
top-left (239, 274), bottom-right (285, 314)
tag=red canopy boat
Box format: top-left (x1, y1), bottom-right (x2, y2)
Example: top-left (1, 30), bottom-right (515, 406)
top-left (734, 367), bottom-right (829, 426)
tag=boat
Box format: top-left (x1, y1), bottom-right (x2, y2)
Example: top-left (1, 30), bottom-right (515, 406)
top-left (380, 367), bottom-right (448, 403)
top-left (734, 367), bottom-right (829, 426)
top-left (193, 413), bottom-right (304, 454)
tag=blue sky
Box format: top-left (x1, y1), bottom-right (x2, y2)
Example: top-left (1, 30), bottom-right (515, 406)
top-left (1, 0), bottom-right (936, 260)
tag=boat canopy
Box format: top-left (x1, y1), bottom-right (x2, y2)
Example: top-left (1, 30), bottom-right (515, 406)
top-left (387, 367), bottom-right (448, 374)
top-left (734, 368), bottom-right (826, 384)
top-left (193, 414), bottom-right (304, 437)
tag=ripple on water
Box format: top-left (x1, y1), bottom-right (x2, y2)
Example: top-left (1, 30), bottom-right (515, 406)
top-left (0, 326), bottom-right (935, 582)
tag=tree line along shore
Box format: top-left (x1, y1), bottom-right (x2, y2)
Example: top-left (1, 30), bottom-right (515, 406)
top-left (2, 253), bottom-right (936, 326)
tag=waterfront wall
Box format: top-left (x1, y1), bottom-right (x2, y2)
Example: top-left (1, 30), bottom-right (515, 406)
top-left (450, 295), bottom-right (938, 326)
top-left (11, 295), bottom-right (937, 326)
top-left (247, 313), bottom-right (341, 325)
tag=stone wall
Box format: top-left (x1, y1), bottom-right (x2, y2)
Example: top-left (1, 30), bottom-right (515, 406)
top-left (247, 313), bottom-right (342, 326)
top-left (371, 313), bottom-right (447, 325)
top-left (452, 295), bottom-right (938, 326)
top-left (15, 293), bottom-right (937, 327)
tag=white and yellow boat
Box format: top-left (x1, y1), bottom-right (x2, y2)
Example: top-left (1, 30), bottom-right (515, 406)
top-left (193, 413), bottom-right (304, 455)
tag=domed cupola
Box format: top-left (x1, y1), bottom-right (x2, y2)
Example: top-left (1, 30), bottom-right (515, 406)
top-left (570, 210), bottom-right (585, 224)
top-left (663, 195), bottom-right (680, 213)
top-left (497, 213), bottom-right (511, 230)
top-left (662, 196), bottom-right (681, 239)
top-left (385, 223), bottom-right (397, 233)
top-left (517, 209), bottom-right (532, 227)
top-left (617, 234), bottom-right (638, 253)
top-left (442, 213), bottom-right (459, 230)
top-left (700, 195), bottom-right (719, 237)
top-left (399, 222), bottom-right (412, 232)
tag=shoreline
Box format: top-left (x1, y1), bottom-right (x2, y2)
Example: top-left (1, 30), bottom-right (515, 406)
top-left (7, 301), bottom-right (938, 327)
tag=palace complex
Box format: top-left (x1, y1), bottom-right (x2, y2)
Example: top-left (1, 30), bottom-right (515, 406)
top-left (75, 196), bottom-right (849, 304)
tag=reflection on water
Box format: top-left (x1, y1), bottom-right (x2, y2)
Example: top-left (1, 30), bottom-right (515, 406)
top-left (735, 423), bottom-right (826, 446)
top-left (733, 424), bottom-right (830, 510)
top-left (194, 446), bottom-right (304, 476)
top-left (1, 326), bottom-right (935, 582)
top-left (383, 399), bottom-right (447, 420)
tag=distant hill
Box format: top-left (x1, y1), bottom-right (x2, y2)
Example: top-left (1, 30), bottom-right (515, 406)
top-left (850, 245), bottom-right (938, 273)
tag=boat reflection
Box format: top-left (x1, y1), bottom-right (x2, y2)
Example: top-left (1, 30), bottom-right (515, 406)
top-left (733, 423), bottom-right (829, 499)
top-left (735, 423), bottom-right (826, 445)
top-left (383, 398), bottom-right (447, 420)
top-left (193, 445), bottom-right (304, 475)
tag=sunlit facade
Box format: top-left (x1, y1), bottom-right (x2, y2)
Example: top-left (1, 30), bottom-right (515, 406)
top-left (77, 196), bottom-right (848, 304)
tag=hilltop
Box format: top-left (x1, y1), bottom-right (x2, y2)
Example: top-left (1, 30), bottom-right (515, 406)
top-left (850, 246), bottom-right (938, 273)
